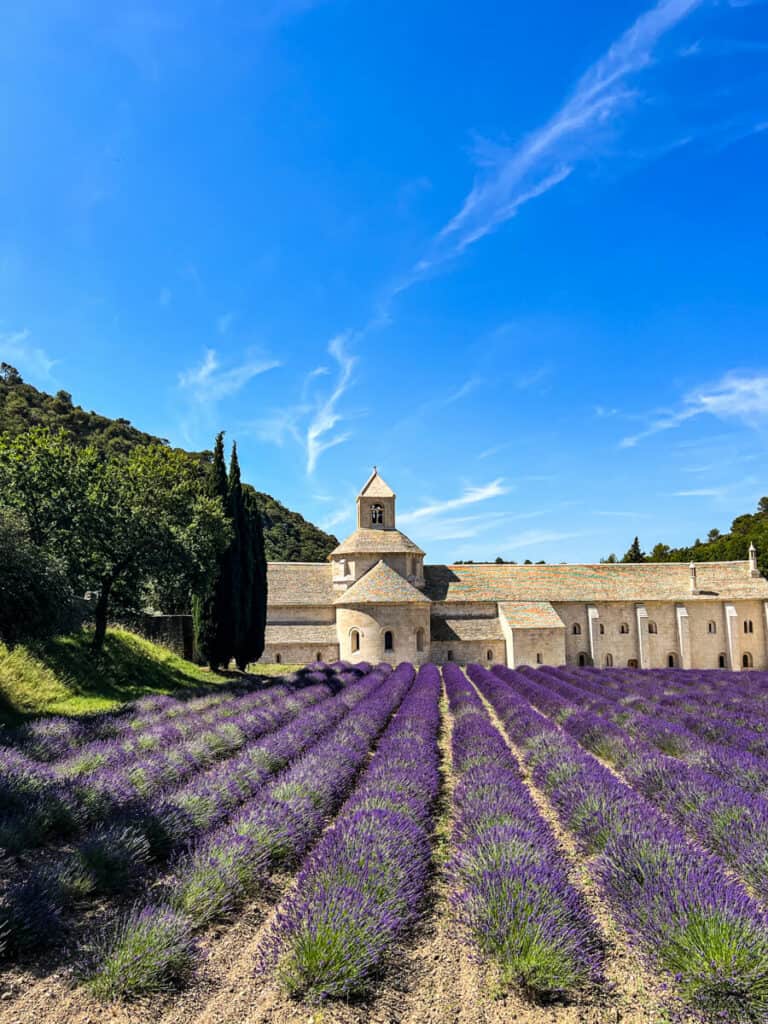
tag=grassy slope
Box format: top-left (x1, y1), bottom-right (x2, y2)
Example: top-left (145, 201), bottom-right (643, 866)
top-left (0, 628), bottom-right (297, 724)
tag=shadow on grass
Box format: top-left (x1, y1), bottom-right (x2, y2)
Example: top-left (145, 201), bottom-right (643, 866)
top-left (0, 629), bottom-right (255, 728)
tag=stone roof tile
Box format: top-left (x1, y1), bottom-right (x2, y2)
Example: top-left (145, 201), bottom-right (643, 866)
top-left (330, 528), bottom-right (425, 558)
top-left (424, 561), bottom-right (768, 603)
top-left (499, 601), bottom-right (566, 629)
top-left (265, 624), bottom-right (338, 645)
top-left (430, 617), bottom-right (505, 641)
top-left (334, 560), bottom-right (430, 605)
top-left (359, 469), bottom-right (395, 498)
top-left (267, 563), bottom-right (335, 606)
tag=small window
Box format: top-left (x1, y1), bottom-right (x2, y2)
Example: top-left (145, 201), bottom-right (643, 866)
top-left (447, 650), bottom-right (454, 661)
top-left (275, 653), bottom-right (281, 664)
top-left (572, 623), bottom-right (582, 636)
top-left (718, 653), bottom-right (727, 669)
top-left (605, 653), bottom-right (614, 667)
top-left (370, 503), bottom-right (383, 525)
top-left (599, 623), bottom-right (605, 635)
top-left (628, 658), bottom-right (639, 668)
top-left (416, 628), bottom-right (425, 653)
top-left (620, 623), bottom-right (629, 634)
top-left (745, 620), bottom-right (754, 634)
top-left (707, 621), bottom-right (717, 635)
top-left (536, 653), bottom-right (543, 664)
top-left (351, 629), bottom-right (360, 653)
top-left (486, 649), bottom-right (493, 662)
top-left (316, 652), bottom-right (322, 662)
top-left (648, 621), bottom-right (658, 635)
top-left (384, 630), bottom-right (394, 652)
top-left (667, 653), bottom-right (677, 668)
top-left (743, 652), bottom-right (754, 669)
top-left (578, 653), bottom-right (588, 667)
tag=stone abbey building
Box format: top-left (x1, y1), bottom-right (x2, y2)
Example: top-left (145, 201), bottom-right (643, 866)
top-left (261, 470), bottom-right (768, 670)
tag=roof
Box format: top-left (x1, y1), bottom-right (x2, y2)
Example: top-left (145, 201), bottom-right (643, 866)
top-left (334, 560), bottom-right (431, 606)
top-left (330, 528), bottom-right (425, 558)
top-left (265, 624), bottom-right (338, 645)
top-left (423, 561), bottom-right (768, 603)
top-left (431, 616), bottom-right (505, 641)
top-left (267, 563), bottom-right (334, 606)
top-left (359, 468), bottom-right (395, 498)
top-left (499, 601), bottom-right (565, 629)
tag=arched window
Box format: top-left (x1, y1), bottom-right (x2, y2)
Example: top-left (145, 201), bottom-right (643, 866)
top-left (578, 652), bottom-right (588, 667)
top-left (745, 620), bottom-right (754, 634)
top-left (536, 653), bottom-right (543, 664)
top-left (707, 621), bottom-right (717, 635)
top-left (718, 653), bottom-right (727, 669)
top-left (628, 659), bottom-right (639, 668)
top-left (416, 628), bottom-right (425, 652)
top-left (648, 621), bottom-right (658, 635)
top-left (620, 623), bottom-right (630, 634)
top-left (315, 652), bottom-right (322, 662)
top-left (370, 503), bottom-right (383, 525)
top-left (447, 650), bottom-right (454, 661)
top-left (384, 630), bottom-right (394, 652)
top-left (572, 623), bottom-right (582, 636)
top-left (667, 653), bottom-right (677, 668)
top-left (599, 623), bottom-right (605, 635)
top-left (275, 653), bottom-right (281, 664)
top-left (605, 653), bottom-right (614, 667)
top-left (743, 652), bottom-right (754, 669)
top-left (350, 629), bottom-right (360, 653)
top-left (486, 649), bottom-right (493, 662)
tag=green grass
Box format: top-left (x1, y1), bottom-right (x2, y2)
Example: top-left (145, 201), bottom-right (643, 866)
top-left (0, 628), bottom-right (299, 725)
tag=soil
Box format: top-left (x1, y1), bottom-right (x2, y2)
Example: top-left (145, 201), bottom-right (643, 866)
top-left (0, 680), bottom-right (688, 1024)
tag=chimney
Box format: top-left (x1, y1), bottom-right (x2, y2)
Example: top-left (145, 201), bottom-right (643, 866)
top-left (689, 561), bottom-right (698, 595)
top-left (749, 543), bottom-right (760, 578)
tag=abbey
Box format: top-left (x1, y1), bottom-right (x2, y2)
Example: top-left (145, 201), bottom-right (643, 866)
top-left (261, 469), bottom-right (768, 670)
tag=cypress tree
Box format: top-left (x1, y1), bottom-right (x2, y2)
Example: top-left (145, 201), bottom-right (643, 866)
top-left (622, 536), bottom-right (646, 564)
top-left (228, 443), bottom-right (247, 670)
top-left (192, 432), bottom-right (232, 670)
top-left (243, 488), bottom-right (267, 667)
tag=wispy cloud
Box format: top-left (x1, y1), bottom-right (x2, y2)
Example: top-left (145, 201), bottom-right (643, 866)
top-left (416, 0), bottom-right (704, 271)
top-left (0, 329), bottom-right (57, 383)
top-left (672, 487), bottom-right (727, 497)
top-left (248, 334), bottom-right (358, 474)
top-left (305, 334), bottom-right (356, 474)
top-left (620, 371), bottom-right (768, 447)
top-left (178, 348), bottom-right (281, 402)
top-left (399, 479), bottom-right (511, 525)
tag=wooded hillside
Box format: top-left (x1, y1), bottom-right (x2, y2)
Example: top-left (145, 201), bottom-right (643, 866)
top-left (0, 363), bottom-right (338, 563)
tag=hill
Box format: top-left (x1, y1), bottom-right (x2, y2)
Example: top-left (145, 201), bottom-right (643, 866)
top-left (0, 363), bottom-right (338, 563)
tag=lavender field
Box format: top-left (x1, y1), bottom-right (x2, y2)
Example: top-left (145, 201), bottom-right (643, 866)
top-left (3, 661), bottom-right (768, 1024)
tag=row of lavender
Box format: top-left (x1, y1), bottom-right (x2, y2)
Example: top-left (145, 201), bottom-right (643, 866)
top-left (86, 662), bottom-right (429, 999)
top-left (1, 662), bottom-right (373, 847)
top-left (442, 662), bottom-right (602, 999)
top-left (0, 662), bottom-right (380, 962)
top-left (505, 665), bottom-right (768, 911)
top-left (470, 663), bottom-right (768, 1021)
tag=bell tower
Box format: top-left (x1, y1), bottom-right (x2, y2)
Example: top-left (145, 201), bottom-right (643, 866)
top-left (356, 467), bottom-right (396, 531)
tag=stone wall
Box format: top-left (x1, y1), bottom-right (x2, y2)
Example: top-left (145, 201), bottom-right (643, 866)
top-left (429, 640), bottom-right (505, 666)
top-left (259, 643), bottom-right (340, 666)
top-left (121, 613), bottom-right (196, 661)
top-left (336, 604), bottom-right (431, 665)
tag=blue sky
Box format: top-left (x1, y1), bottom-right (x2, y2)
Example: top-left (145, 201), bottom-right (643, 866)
top-left (2, 0), bottom-right (767, 563)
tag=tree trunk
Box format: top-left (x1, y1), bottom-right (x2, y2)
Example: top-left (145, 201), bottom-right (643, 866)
top-left (92, 578), bottom-right (113, 651)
